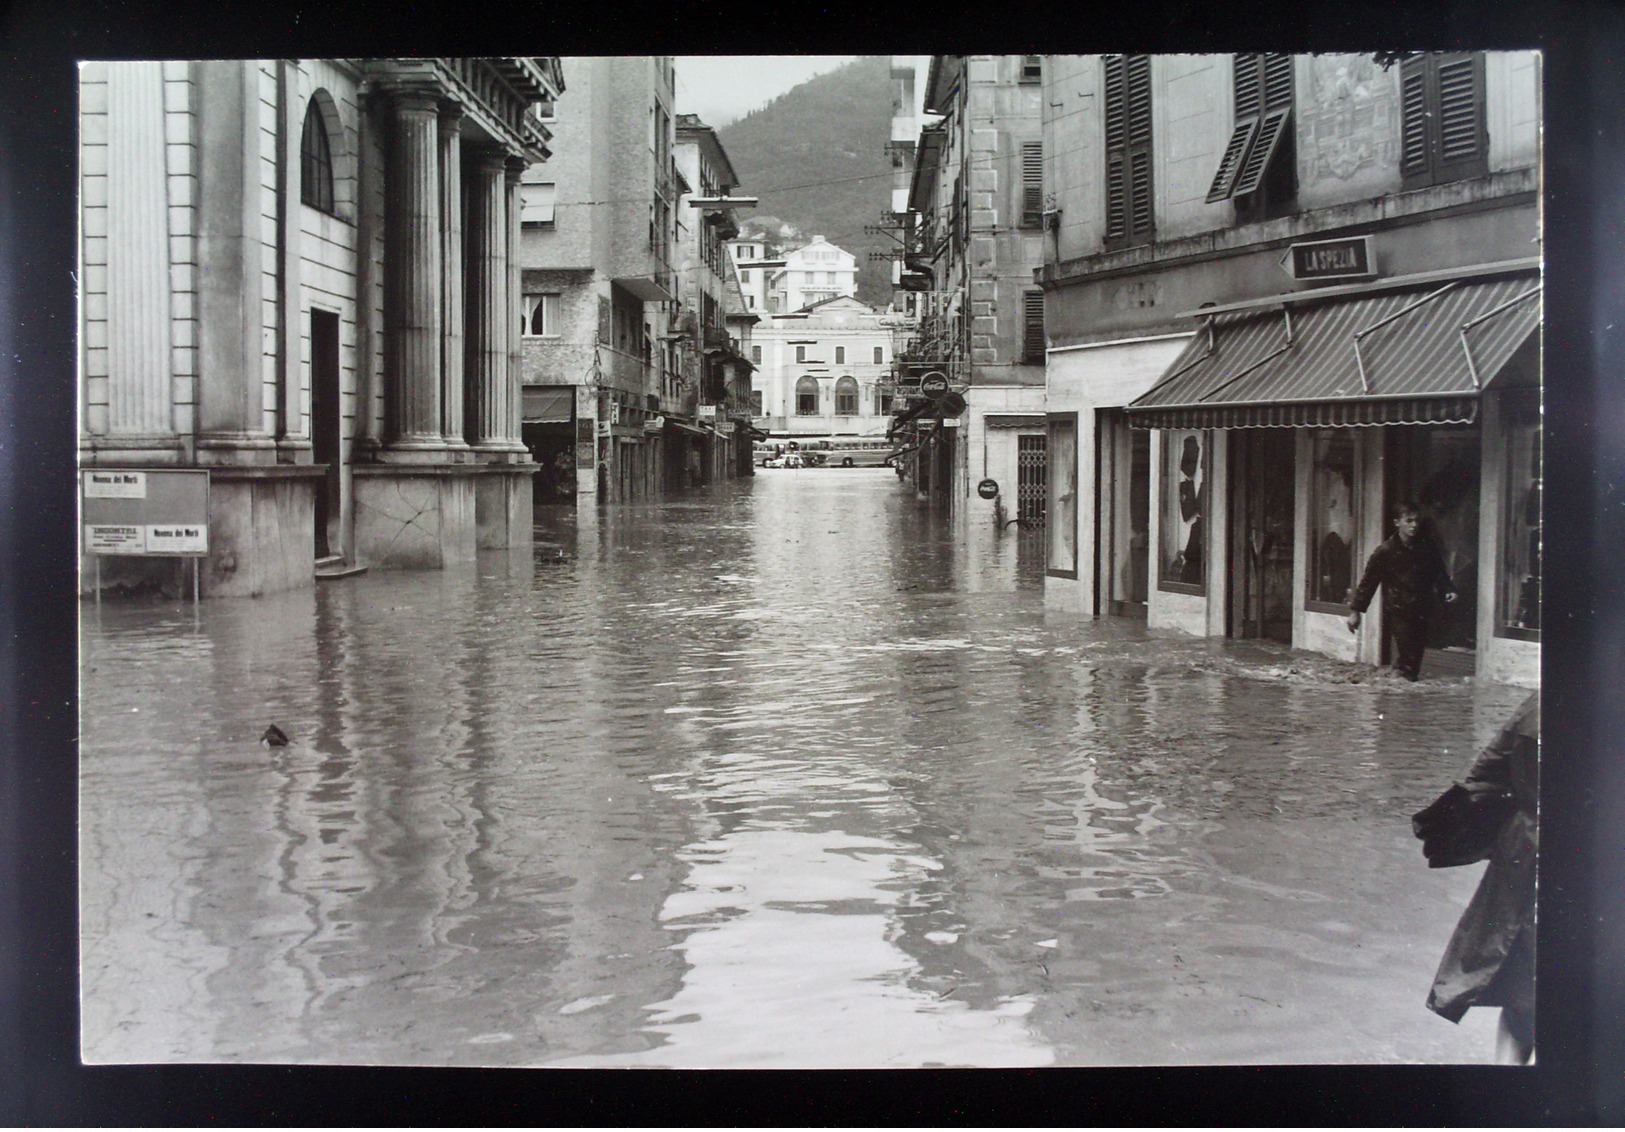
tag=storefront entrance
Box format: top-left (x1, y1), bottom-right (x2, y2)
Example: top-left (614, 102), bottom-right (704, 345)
top-left (1386, 425), bottom-right (1480, 667)
top-left (1229, 429), bottom-right (1296, 643)
top-left (1097, 411), bottom-right (1149, 617)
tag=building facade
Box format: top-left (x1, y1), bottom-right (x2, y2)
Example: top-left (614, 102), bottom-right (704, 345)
top-left (516, 56), bottom-right (680, 505)
top-left (673, 114), bottom-right (757, 486)
top-left (751, 295), bottom-right (896, 447)
top-left (768, 234), bottom-right (859, 313)
top-left (79, 57), bottom-right (563, 597)
top-left (1038, 52), bottom-right (1541, 686)
top-left (893, 55), bottom-right (1051, 528)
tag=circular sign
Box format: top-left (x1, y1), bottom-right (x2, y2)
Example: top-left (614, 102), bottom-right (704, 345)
top-left (938, 391), bottom-right (967, 417)
top-left (977, 478), bottom-right (1000, 500)
top-left (919, 372), bottom-right (950, 398)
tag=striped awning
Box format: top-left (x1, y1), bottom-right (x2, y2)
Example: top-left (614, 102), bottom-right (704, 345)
top-left (521, 385), bottom-right (574, 423)
top-left (1127, 271), bottom-right (1540, 430)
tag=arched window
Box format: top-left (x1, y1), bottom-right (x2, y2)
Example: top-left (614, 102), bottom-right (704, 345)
top-left (300, 99), bottom-right (336, 214)
top-left (795, 376), bottom-right (819, 416)
top-left (834, 376), bottom-right (859, 416)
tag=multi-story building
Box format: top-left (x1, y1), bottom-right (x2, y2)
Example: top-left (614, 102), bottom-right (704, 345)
top-left (673, 113), bottom-right (756, 486)
top-left (516, 56), bottom-right (680, 505)
top-left (751, 296), bottom-right (896, 447)
top-left (768, 235), bottom-right (858, 312)
top-left (726, 237), bottom-right (783, 315)
top-left (78, 57), bottom-right (563, 597)
top-left (1038, 52), bottom-right (1541, 686)
top-left (893, 55), bottom-right (1050, 527)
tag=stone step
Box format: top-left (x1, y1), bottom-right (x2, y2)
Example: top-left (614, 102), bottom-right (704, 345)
top-left (314, 557), bottom-right (369, 580)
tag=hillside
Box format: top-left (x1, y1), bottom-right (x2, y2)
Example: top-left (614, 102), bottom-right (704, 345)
top-left (717, 55), bottom-right (896, 307)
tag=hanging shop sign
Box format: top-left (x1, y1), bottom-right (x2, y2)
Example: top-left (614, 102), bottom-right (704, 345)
top-left (919, 372), bottom-right (950, 399)
top-left (977, 478), bottom-right (1000, 500)
top-left (1284, 235), bottom-right (1376, 282)
top-left (937, 391), bottom-right (968, 418)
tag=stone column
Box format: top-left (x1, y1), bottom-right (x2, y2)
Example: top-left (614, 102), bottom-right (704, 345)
top-left (381, 89), bottom-right (444, 454)
top-left (464, 150), bottom-right (510, 452)
top-left (504, 156), bottom-right (529, 453)
top-left (438, 101), bottom-right (469, 450)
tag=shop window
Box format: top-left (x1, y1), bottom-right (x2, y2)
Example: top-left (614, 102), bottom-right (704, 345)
top-left (1400, 52), bottom-right (1488, 189)
top-left (522, 292), bottom-right (561, 337)
top-left (796, 376), bottom-right (819, 416)
top-left (1159, 429), bottom-right (1207, 593)
top-left (300, 99), bottom-right (336, 215)
top-left (1307, 430), bottom-right (1358, 609)
top-left (1207, 53), bottom-right (1296, 218)
top-left (835, 376), bottom-right (859, 416)
top-left (1045, 414), bottom-right (1079, 579)
top-left (1103, 54), bottom-right (1154, 250)
top-left (1499, 393), bottom-right (1541, 639)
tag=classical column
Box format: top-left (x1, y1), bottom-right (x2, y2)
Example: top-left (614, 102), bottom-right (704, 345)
top-left (464, 150), bottom-right (510, 451)
top-left (504, 156), bottom-right (529, 452)
top-left (438, 101), bottom-right (469, 450)
top-left (381, 89), bottom-right (443, 453)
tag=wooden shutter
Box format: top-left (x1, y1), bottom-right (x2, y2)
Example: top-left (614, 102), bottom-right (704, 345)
top-left (1209, 53), bottom-right (1293, 202)
top-left (1231, 107), bottom-right (1291, 197)
top-left (1105, 55), bottom-right (1154, 246)
top-left (1023, 291), bottom-right (1046, 361)
top-left (1401, 52), bottom-right (1487, 188)
top-left (1399, 55), bottom-right (1432, 180)
top-left (1022, 142), bottom-right (1043, 226)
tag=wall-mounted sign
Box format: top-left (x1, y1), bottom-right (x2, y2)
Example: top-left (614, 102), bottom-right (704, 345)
top-left (1286, 235), bottom-right (1376, 281)
top-left (977, 478), bottom-right (1000, 500)
top-left (919, 372), bottom-right (950, 398)
top-left (643, 415), bottom-right (665, 432)
top-left (84, 470), bottom-right (148, 498)
top-left (937, 391), bottom-right (967, 418)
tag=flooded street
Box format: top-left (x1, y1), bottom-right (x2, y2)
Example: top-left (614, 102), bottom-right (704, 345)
top-left (80, 470), bottom-right (1531, 1067)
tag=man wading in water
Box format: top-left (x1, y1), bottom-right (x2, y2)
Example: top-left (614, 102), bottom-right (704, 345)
top-left (1346, 501), bottom-right (1458, 681)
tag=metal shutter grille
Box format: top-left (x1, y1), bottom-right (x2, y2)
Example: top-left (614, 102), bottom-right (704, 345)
top-left (1017, 434), bottom-right (1047, 522)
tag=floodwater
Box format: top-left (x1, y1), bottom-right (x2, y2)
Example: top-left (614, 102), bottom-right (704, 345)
top-left (79, 469), bottom-right (1532, 1067)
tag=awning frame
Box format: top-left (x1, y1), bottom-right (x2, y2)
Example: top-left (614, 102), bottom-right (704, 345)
top-left (1460, 286), bottom-right (1542, 389)
top-left (1351, 281), bottom-right (1460, 394)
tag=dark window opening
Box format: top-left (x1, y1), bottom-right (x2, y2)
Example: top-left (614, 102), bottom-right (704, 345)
top-left (300, 101), bottom-right (336, 214)
top-left (1208, 53), bottom-right (1296, 220)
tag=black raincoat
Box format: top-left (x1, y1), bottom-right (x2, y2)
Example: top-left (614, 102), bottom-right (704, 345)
top-left (1425, 693), bottom-right (1539, 1024)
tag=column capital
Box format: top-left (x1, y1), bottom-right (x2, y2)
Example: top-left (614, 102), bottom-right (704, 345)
top-left (382, 85), bottom-right (443, 117)
top-left (471, 148), bottom-right (509, 176)
top-left (437, 98), bottom-right (466, 129)
top-left (504, 154), bottom-right (529, 183)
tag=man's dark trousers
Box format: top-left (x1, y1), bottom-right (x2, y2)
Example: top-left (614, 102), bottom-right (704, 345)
top-left (1389, 613), bottom-right (1428, 681)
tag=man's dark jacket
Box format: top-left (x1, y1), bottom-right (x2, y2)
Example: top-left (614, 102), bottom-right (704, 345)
top-left (1349, 533), bottom-right (1455, 619)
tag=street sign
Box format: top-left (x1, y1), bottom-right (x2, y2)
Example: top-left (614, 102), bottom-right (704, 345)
top-left (977, 478), bottom-right (999, 499)
top-left (1285, 235), bottom-right (1376, 281)
top-left (938, 391), bottom-right (967, 418)
top-left (919, 372), bottom-right (950, 398)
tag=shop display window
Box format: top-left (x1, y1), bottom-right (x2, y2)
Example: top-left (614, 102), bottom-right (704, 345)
top-left (1499, 394), bottom-right (1541, 639)
top-left (1159, 429), bottom-right (1207, 593)
top-left (1307, 430), bottom-right (1358, 609)
top-left (1046, 414), bottom-right (1078, 579)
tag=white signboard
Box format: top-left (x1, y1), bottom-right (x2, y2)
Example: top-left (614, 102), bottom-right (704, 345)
top-left (84, 470), bottom-right (148, 499)
top-left (86, 525), bottom-right (145, 553)
top-left (145, 525), bottom-right (208, 554)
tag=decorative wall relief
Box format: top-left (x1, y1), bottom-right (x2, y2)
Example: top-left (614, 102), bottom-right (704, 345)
top-left (1301, 55), bottom-right (1399, 184)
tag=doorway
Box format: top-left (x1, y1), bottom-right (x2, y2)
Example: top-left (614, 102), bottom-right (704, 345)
top-left (1229, 429), bottom-right (1296, 643)
top-left (1096, 411), bottom-right (1149, 617)
top-left (1385, 425), bottom-right (1480, 666)
top-left (310, 308), bottom-right (342, 560)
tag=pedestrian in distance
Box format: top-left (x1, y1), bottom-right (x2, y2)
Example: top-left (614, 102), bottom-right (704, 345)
top-left (1345, 501), bottom-right (1457, 681)
top-left (1412, 691), bottom-right (1539, 1063)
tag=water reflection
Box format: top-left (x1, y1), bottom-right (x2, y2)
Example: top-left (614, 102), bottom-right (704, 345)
top-left (81, 472), bottom-right (1531, 1067)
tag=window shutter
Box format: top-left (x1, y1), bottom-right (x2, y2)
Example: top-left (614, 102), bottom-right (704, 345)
top-left (1023, 291), bottom-right (1046, 361)
top-left (1105, 152), bottom-right (1128, 242)
top-left (1262, 53), bottom-right (1293, 111)
top-left (1022, 142), bottom-right (1044, 226)
top-left (1399, 55), bottom-right (1432, 179)
top-left (1206, 119), bottom-right (1258, 202)
top-left (1105, 55), bottom-right (1152, 247)
top-left (1103, 55), bottom-right (1126, 150)
top-left (1231, 107), bottom-right (1291, 197)
top-left (1129, 150), bottom-right (1154, 237)
top-left (1435, 54), bottom-right (1486, 168)
top-left (1233, 52), bottom-right (1262, 118)
top-left (1126, 55), bottom-right (1152, 147)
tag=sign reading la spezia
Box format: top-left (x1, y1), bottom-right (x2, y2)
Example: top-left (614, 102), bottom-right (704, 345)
top-left (86, 524), bottom-right (208, 555)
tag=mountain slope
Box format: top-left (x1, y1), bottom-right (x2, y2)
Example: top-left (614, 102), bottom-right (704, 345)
top-left (717, 55), bottom-right (896, 306)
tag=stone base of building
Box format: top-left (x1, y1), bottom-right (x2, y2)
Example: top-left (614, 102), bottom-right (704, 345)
top-left (353, 463), bottom-right (535, 569)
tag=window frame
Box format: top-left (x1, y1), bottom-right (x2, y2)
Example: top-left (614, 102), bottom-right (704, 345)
top-left (1020, 141), bottom-right (1044, 228)
top-left (834, 376), bottom-right (860, 416)
top-left (1022, 290), bottom-right (1046, 363)
top-left (300, 100), bottom-right (336, 215)
top-left (1305, 429), bottom-right (1360, 612)
top-left (1206, 53), bottom-right (1296, 206)
top-left (522, 292), bottom-right (562, 338)
top-left (520, 181), bottom-right (557, 227)
top-left (1045, 413), bottom-right (1079, 579)
top-left (1496, 390), bottom-right (1541, 641)
top-left (795, 376), bottom-right (819, 416)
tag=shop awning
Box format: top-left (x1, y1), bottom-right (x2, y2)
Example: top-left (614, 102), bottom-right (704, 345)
top-left (521, 385), bottom-right (574, 423)
top-left (1126, 269), bottom-right (1541, 430)
top-left (665, 418), bottom-right (710, 438)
